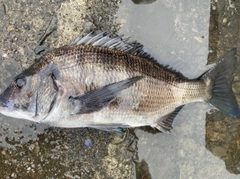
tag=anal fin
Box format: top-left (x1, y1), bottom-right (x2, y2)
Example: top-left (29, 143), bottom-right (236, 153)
top-left (156, 105), bottom-right (184, 132)
top-left (87, 124), bottom-right (129, 134)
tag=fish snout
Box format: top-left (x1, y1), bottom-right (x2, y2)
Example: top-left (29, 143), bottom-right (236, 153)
top-left (0, 93), bottom-right (8, 108)
top-left (0, 86), bottom-right (15, 108)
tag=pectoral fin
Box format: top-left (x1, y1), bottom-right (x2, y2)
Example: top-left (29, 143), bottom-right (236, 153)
top-left (69, 76), bottom-right (142, 114)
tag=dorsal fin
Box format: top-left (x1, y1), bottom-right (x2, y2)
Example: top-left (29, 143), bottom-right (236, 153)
top-left (69, 31), bottom-right (146, 56)
top-left (69, 31), bottom-right (188, 80)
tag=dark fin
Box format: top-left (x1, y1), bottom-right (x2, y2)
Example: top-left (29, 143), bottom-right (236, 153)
top-left (156, 105), bottom-right (184, 132)
top-left (69, 76), bottom-right (142, 114)
top-left (69, 31), bottom-right (188, 79)
top-left (203, 48), bottom-right (240, 118)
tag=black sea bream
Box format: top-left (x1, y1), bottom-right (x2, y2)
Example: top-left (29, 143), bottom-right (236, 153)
top-left (0, 32), bottom-right (239, 132)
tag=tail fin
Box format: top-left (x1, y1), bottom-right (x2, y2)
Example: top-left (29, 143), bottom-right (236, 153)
top-left (203, 48), bottom-right (240, 118)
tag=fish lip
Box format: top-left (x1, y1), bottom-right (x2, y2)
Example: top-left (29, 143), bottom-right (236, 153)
top-left (0, 94), bottom-right (8, 108)
top-left (0, 84), bottom-right (15, 108)
top-left (0, 88), bottom-right (15, 110)
top-left (0, 96), bottom-right (15, 110)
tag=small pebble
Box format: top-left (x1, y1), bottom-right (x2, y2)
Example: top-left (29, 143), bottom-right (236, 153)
top-left (23, 24), bottom-right (30, 30)
top-left (84, 138), bottom-right (94, 148)
top-left (11, 172), bottom-right (17, 178)
top-left (84, 22), bottom-right (94, 32)
top-left (212, 5), bottom-right (217, 10)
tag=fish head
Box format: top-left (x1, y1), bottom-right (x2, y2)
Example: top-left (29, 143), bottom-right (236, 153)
top-left (0, 62), bottom-right (58, 122)
top-left (0, 74), bottom-right (39, 120)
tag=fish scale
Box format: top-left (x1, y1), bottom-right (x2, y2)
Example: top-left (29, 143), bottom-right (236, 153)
top-left (51, 46), bottom-right (205, 122)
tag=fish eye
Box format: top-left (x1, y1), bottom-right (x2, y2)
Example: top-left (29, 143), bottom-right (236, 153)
top-left (15, 77), bottom-right (26, 89)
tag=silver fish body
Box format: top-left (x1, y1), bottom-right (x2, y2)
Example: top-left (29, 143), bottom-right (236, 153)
top-left (0, 32), bottom-right (239, 132)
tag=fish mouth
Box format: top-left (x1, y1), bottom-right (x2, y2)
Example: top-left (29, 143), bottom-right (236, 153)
top-left (0, 93), bottom-right (8, 108)
top-left (0, 93), bottom-right (15, 110)
top-left (0, 85), bottom-right (17, 110)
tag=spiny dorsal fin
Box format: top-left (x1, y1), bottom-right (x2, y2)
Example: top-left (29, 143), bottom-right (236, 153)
top-left (69, 31), bottom-right (188, 80)
top-left (69, 31), bottom-right (146, 57)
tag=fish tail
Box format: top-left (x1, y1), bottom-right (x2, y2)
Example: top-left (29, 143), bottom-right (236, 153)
top-left (203, 48), bottom-right (240, 118)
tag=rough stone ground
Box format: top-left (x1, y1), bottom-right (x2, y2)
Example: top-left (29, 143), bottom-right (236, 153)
top-left (206, 0), bottom-right (240, 175)
top-left (0, 0), bottom-right (139, 178)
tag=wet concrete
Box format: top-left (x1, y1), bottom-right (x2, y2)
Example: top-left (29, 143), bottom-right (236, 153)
top-left (0, 0), bottom-right (240, 178)
top-left (117, 0), bottom-right (240, 178)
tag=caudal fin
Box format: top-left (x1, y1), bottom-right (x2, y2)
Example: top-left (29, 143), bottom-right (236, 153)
top-left (203, 48), bottom-right (240, 118)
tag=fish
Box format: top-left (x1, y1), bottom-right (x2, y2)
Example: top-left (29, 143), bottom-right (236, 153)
top-left (0, 31), bottom-right (239, 132)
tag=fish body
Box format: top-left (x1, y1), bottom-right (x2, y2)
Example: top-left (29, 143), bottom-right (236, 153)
top-left (0, 32), bottom-right (239, 132)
